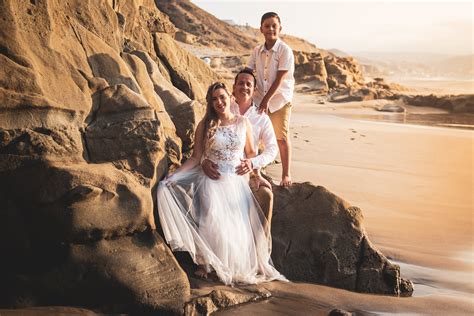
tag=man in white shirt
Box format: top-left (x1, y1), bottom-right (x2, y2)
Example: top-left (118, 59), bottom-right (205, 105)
top-left (202, 69), bottom-right (278, 234)
top-left (247, 12), bottom-right (295, 187)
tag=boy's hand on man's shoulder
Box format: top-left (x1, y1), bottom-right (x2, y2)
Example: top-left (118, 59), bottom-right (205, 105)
top-left (258, 99), bottom-right (269, 114)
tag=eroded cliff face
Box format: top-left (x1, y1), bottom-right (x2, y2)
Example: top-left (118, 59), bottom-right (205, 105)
top-left (0, 0), bottom-right (411, 314)
top-left (0, 0), bottom-right (213, 312)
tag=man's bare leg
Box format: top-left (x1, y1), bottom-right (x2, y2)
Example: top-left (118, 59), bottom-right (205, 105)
top-left (253, 185), bottom-right (273, 237)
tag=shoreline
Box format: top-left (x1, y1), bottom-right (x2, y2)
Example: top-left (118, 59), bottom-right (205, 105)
top-left (296, 93), bottom-right (474, 130)
top-left (264, 92), bottom-right (473, 314)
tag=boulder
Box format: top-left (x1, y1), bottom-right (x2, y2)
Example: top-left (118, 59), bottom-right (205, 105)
top-left (376, 104), bottom-right (406, 113)
top-left (329, 87), bottom-right (377, 102)
top-left (324, 55), bottom-right (365, 89)
top-left (184, 289), bottom-right (270, 316)
top-left (0, 159), bottom-right (189, 313)
top-left (329, 85), bottom-right (401, 103)
top-left (294, 51), bottom-right (328, 93)
top-left (329, 309), bottom-right (353, 316)
top-left (271, 183), bottom-right (413, 296)
top-left (403, 94), bottom-right (474, 113)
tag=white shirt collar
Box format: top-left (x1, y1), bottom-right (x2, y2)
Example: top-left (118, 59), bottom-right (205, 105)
top-left (259, 38), bottom-right (282, 53)
top-left (239, 100), bottom-right (258, 116)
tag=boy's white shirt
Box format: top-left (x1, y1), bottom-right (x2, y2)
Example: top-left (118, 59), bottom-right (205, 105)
top-left (248, 38), bottom-right (295, 113)
top-left (230, 100), bottom-right (278, 170)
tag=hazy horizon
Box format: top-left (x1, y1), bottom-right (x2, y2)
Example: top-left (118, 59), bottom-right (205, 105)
top-left (193, 0), bottom-right (473, 57)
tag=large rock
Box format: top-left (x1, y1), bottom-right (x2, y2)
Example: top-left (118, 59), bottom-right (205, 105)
top-left (271, 183), bottom-right (413, 296)
top-left (84, 83), bottom-right (174, 185)
top-left (153, 32), bottom-right (222, 102)
top-left (0, 0), bottom-right (193, 313)
top-left (113, 0), bottom-right (176, 53)
top-left (329, 78), bottom-right (405, 102)
top-left (184, 289), bottom-right (271, 316)
top-left (324, 55), bottom-right (365, 90)
top-left (403, 94), bottom-right (474, 113)
top-left (294, 51), bottom-right (328, 93)
top-left (0, 159), bottom-right (189, 313)
top-left (131, 50), bottom-right (205, 158)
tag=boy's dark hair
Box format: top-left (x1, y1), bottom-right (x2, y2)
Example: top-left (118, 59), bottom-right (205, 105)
top-left (234, 68), bottom-right (257, 87)
top-left (260, 12), bottom-right (280, 25)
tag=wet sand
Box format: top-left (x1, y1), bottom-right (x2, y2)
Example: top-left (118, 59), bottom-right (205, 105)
top-left (259, 93), bottom-right (473, 314)
top-left (216, 281), bottom-right (473, 315)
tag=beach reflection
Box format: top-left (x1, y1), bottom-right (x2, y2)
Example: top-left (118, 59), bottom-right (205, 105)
top-left (332, 112), bottom-right (474, 130)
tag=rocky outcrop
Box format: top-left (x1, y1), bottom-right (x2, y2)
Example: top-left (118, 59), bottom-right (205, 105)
top-left (130, 50), bottom-right (205, 158)
top-left (324, 55), bottom-right (365, 90)
top-left (403, 94), bottom-right (474, 113)
top-left (1, 0), bottom-right (412, 314)
top-left (0, 159), bottom-right (189, 313)
top-left (209, 51), bottom-right (368, 95)
top-left (113, 0), bottom-right (177, 53)
top-left (271, 183), bottom-right (413, 296)
top-left (153, 32), bottom-right (222, 103)
top-left (294, 51), bottom-right (328, 93)
top-left (293, 52), bottom-right (376, 95)
top-left (329, 78), bottom-right (406, 102)
top-left (0, 0), bottom-right (210, 313)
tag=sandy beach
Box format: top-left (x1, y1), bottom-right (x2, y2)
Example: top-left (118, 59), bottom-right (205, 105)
top-left (251, 92), bottom-right (474, 314)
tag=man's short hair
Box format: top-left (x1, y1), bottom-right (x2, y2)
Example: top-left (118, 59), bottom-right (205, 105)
top-left (260, 12), bottom-right (280, 25)
top-left (234, 68), bottom-right (257, 87)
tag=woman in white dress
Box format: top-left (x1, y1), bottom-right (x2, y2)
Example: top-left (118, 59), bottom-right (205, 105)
top-left (156, 82), bottom-right (286, 285)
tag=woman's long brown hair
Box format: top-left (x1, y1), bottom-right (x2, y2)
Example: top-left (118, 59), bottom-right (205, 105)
top-left (203, 82), bottom-right (230, 145)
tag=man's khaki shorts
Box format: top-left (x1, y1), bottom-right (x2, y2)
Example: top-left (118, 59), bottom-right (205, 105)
top-left (268, 102), bottom-right (292, 140)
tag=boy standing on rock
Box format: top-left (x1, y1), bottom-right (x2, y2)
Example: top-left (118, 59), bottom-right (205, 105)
top-left (247, 12), bottom-right (295, 187)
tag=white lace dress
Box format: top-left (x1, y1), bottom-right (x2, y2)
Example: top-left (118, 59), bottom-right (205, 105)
top-left (156, 116), bottom-right (286, 285)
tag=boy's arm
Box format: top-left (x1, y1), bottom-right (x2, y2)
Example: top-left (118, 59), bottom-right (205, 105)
top-left (258, 70), bottom-right (288, 114)
top-left (249, 116), bottom-right (278, 169)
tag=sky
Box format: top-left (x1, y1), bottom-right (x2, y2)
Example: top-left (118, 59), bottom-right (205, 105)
top-left (192, 0), bottom-right (473, 56)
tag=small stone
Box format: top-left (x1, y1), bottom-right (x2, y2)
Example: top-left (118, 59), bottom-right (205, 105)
top-left (400, 278), bottom-right (415, 297)
top-left (329, 308), bottom-right (352, 316)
